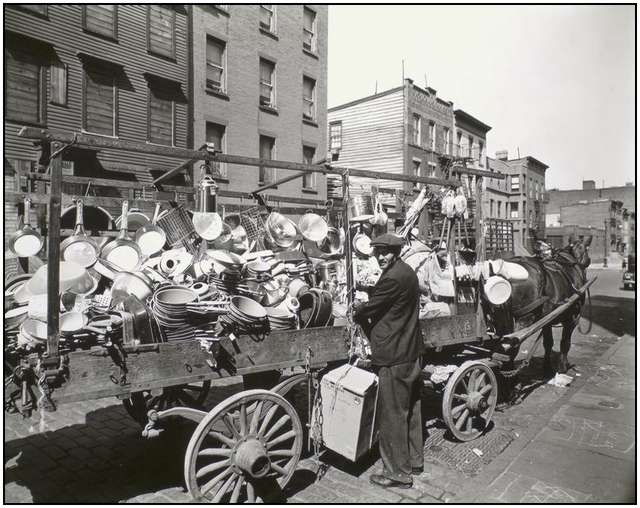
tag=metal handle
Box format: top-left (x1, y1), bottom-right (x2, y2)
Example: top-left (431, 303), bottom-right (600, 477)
top-left (152, 202), bottom-right (161, 225)
top-left (23, 197), bottom-right (32, 227)
top-left (120, 200), bottom-right (129, 233)
top-left (75, 199), bottom-right (84, 227)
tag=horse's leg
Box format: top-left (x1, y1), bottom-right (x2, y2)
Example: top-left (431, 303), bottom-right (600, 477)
top-left (542, 325), bottom-right (554, 378)
top-left (558, 318), bottom-right (576, 374)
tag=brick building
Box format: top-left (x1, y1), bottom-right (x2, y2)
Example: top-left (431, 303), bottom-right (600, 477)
top-left (192, 4), bottom-right (328, 204)
top-left (4, 4), bottom-right (190, 257)
top-left (487, 151), bottom-right (549, 248)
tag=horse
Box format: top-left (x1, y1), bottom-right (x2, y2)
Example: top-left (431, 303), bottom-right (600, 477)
top-left (481, 237), bottom-right (591, 377)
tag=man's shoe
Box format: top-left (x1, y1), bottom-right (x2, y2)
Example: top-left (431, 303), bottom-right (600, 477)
top-left (369, 474), bottom-right (413, 489)
top-left (411, 466), bottom-right (424, 475)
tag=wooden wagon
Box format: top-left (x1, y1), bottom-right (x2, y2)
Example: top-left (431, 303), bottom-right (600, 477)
top-left (4, 127), bottom-right (593, 502)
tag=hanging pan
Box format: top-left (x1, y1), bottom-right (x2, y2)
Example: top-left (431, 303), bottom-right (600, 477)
top-left (101, 200), bottom-right (143, 271)
top-left (9, 197), bottom-right (43, 258)
top-left (61, 199), bottom-right (99, 268)
top-left (135, 202), bottom-right (167, 257)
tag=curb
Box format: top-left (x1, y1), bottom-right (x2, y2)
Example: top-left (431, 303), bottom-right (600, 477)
top-left (454, 334), bottom-right (627, 503)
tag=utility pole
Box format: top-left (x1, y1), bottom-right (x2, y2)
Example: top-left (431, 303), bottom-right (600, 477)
top-left (603, 218), bottom-right (608, 267)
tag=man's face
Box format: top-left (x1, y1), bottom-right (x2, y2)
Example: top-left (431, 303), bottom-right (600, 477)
top-left (374, 246), bottom-right (398, 271)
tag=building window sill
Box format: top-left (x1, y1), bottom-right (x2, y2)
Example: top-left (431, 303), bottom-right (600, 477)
top-left (206, 88), bottom-right (230, 101)
top-left (303, 48), bottom-right (319, 60)
top-left (147, 50), bottom-right (177, 63)
top-left (259, 27), bottom-right (279, 41)
top-left (259, 105), bottom-right (279, 116)
top-left (302, 118), bottom-right (318, 127)
top-left (302, 188), bottom-right (318, 194)
top-left (83, 29), bottom-right (118, 43)
top-left (408, 142), bottom-right (424, 150)
top-left (6, 118), bottom-right (46, 128)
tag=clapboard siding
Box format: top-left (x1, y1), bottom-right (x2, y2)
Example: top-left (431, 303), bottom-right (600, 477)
top-left (4, 4), bottom-right (189, 176)
top-left (328, 89), bottom-right (404, 202)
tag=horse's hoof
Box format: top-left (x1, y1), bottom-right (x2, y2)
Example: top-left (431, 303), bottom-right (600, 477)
top-left (543, 362), bottom-right (553, 379)
top-left (558, 357), bottom-right (569, 374)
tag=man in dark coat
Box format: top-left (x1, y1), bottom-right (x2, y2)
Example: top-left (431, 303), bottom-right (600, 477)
top-left (353, 233), bottom-right (424, 489)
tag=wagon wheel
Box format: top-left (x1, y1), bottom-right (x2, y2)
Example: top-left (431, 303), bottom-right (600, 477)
top-left (122, 381), bottom-right (211, 426)
top-left (442, 361), bottom-right (497, 442)
top-left (184, 389), bottom-right (303, 503)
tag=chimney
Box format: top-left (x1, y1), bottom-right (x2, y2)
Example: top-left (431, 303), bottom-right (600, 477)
top-left (583, 180), bottom-right (596, 190)
top-left (495, 150), bottom-right (508, 161)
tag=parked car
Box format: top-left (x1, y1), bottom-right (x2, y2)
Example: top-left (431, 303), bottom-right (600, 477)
top-left (623, 254), bottom-right (635, 290)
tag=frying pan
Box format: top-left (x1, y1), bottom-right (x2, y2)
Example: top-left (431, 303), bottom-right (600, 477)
top-left (101, 200), bottom-right (143, 271)
top-left (135, 202), bottom-right (167, 256)
top-left (9, 197), bottom-right (43, 258)
top-left (61, 199), bottom-right (99, 268)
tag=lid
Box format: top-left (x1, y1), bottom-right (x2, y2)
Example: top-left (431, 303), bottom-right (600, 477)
top-left (321, 364), bottom-right (378, 396)
top-left (484, 275), bottom-right (512, 305)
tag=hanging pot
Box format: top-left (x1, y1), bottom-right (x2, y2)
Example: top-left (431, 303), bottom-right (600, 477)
top-left (101, 201), bottom-right (143, 271)
top-left (348, 194), bottom-right (374, 222)
top-left (135, 202), bottom-right (167, 256)
top-left (196, 175), bottom-right (219, 213)
top-left (115, 208), bottom-right (149, 231)
top-left (9, 197), bottom-right (43, 258)
top-left (298, 213), bottom-right (329, 243)
top-left (60, 199), bottom-right (99, 268)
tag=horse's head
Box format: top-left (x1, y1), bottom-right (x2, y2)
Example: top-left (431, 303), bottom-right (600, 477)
top-left (567, 236), bottom-right (592, 269)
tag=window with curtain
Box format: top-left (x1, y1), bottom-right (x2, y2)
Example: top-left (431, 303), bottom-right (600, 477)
top-left (206, 36), bottom-right (225, 92)
top-left (259, 58), bottom-right (275, 107)
top-left (259, 135), bottom-right (275, 183)
top-left (302, 76), bottom-right (316, 120)
top-left (148, 5), bottom-right (175, 59)
top-left (303, 145), bottom-right (316, 189)
top-left (303, 7), bottom-right (316, 51)
top-left (206, 122), bottom-right (227, 177)
top-left (148, 84), bottom-right (175, 145)
top-left (83, 63), bottom-right (116, 136)
top-left (5, 45), bottom-right (44, 124)
top-left (84, 5), bottom-right (117, 39)
top-left (510, 202), bottom-right (519, 218)
top-left (260, 5), bottom-right (275, 32)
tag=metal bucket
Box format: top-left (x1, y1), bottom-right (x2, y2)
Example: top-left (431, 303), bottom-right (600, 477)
top-left (196, 175), bottom-right (219, 213)
top-left (348, 194), bottom-right (374, 222)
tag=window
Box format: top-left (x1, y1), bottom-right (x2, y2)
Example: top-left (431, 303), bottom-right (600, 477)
top-left (148, 84), bottom-right (175, 145)
top-left (468, 135), bottom-right (473, 157)
top-left (411, 114), bottom-right (421, 146)
top-left (5, 45), bottom-right (45, 124)
top-left (511, 176), bottom-right (520, 192)
top-left (302, 145), bottom-right (316, 189)
top-left (148, 5), bottom-right (175, 59)
top-left (206, 37), bottom-right (225, 92)
top-left (259, 58), bottom-right (275, 108)
top-left (412, 159), bottom-right (421, 187)
top-left (329, 122), bottom-right (342, 151)
top-left (456, 131), bottom-right (462, 156)
top-left (302, 76), bottom-right (316, 121)
top-left (478, 140), bottom-right (484, 166)
top-left (444, 127), bottom-right (451, 155)
top-left (19, 5), bottom-right (47, 16)
top-left (83, 63), bottom-right (116, 136)
top-left (259, 135), bottom-right (276, 184)
top-left (490, 199), bottom-right (494, 217)
top-left (428, 162), bottom-right (437, 178)
top-left (260, 5), bottom-right (275, 32)
top-left (50, 61), bottom-right (67, 106)
top-left (206, 122), bottom-right (227, 177)
top-left (497, 201), bottom-right (502, 218)
top-left (303, 7), bottom-right (316, 52)
top-left (510, 202), bottom-right (519, 219)
top-left (83, 5), bottom-right (117, 39)
top-left (429, 122), bottom-right (436, 151)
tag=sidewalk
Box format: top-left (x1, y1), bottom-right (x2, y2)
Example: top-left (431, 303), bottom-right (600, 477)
top-left (465, 334), bottom-right (636, 503)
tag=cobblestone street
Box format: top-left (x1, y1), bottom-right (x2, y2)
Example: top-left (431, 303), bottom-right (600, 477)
top-left (4, 269), bottom-right (635, 503)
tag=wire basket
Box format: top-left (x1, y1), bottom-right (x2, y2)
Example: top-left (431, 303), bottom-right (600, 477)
top-left (239, 205), bottom-right (267, 242)
top-left (157, 205), bottom-right (201, 255)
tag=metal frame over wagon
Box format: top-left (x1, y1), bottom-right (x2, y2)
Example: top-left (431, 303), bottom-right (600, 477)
top-left (4, 126), bottom-right (593, 502)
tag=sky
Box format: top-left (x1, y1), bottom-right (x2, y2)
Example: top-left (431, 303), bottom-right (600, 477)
top-left (327, 5), bottom-right (636, 190)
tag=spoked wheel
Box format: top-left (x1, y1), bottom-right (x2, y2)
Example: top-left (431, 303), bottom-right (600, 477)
top-left (122, 381), bottom-right (211, 426)
top-left (442, 361), bottom-right (498, 442)
top-left (184, 389), bottom-right (303, 503)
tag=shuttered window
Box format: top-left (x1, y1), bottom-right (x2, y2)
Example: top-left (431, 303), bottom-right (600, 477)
top-left (83, 5), bottom-right (117, 39)
top-left (148, 5), bottom-right (176, 59)
top-left (49, 61), bottom-right (67, 106)
top-left (148, 85), bottom-right (175, 146)
top-left (83, 64), bottom-right (116, 136)
top-left (5, 46), bottom-right (44, 124)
